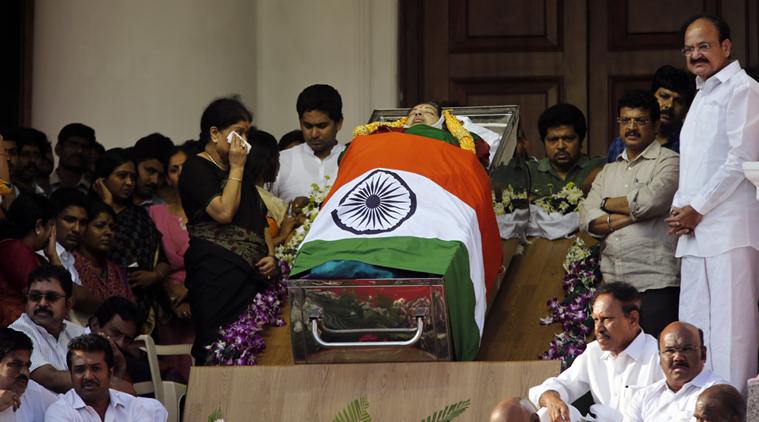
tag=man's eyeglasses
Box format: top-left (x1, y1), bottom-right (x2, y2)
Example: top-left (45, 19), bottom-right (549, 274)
top-left (27, 291), bottom-right (65, 303)
top-left (681, 42), bottom-right (712, 56)
top-left (660, 346), bottom-right (699, 357)
top-left (617, 117), bottom-right (651, 127)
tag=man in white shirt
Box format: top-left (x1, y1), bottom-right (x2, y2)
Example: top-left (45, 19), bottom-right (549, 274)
top-left (271, 84), bottom-right (345, 203)
top-left (9, 265), bottom-right (86, 394)
top-left (0, 328), bottom-right (58, 422)
top-left (528, 282), bottom-right (662, 422)
top-left (624, 321), bottom-right (725, 421)
top-left (39, 188), bottom-right (89, 286)
top-left (665, 14), bottom-right (759, 390)
top-left (45, 334), bottom-right (167, 422)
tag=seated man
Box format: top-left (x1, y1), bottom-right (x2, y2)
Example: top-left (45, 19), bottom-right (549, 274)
top-left (624, 322), bottom-right (725, 421)
top-left (8, 265), bottom-right (132, 395)
top-left (528, 104), bottom-right (604, 198)
top-left (528, 282), bottom-right (662, 422)
top-left (0, 328), bottom-right (57, 421)
top-left (580, 90), bottom-right (680, 340)
top-left (607, 65), bottom-right (694, 162)
top-left (490, 397), bottom-right (539, 422)
top-left (45, 334), bottom-right (167, 421)
top-left (694, 384), bottom-right (746, 422)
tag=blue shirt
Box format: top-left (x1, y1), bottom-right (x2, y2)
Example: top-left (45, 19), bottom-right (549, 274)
top-left (606, 128), bottom-right (680, 163)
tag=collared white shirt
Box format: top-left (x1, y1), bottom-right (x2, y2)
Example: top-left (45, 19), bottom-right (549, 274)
top-left (270, 142), bottom-right (345, 203)
top-left (8, 314), bottom-right (85, 372)
top-left (674, 60), bottom-right (759, 257)
top-left (529, 331), bottom-right (662, 414)
top-left (623, 368), bottom-right (725, 422)
top-left (0, 380), bottom-right (58, 422)
top-left (36, 242), bottom-right (82, 286)
top-left (44, 388), bottom-right (167, 422)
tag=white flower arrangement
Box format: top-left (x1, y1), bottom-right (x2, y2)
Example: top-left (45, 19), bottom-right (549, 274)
top-left (534, 182), bottom-right (584, 215)
top-left (275, 177), bottom-right (332, 266)
top-left (492, 185), bottom-right (528, 215)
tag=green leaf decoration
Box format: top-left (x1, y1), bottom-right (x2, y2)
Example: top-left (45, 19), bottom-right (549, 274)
top-left (207, 406), bottom-right (223, 422)
top-left (420, 399), bottom-right (471, 422)
top-left (333, 395), bottom-right (371, 422)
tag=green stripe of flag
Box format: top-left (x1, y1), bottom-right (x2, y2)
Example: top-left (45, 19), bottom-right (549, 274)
top-left (292, 236), bottom-right (480, 360)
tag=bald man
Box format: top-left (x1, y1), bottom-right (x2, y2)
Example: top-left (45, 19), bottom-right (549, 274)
top-left (490, 397), bottom-right (540, 422)
top-left (693, 384), bottom-right (746, 422)
top-left (624, 322), bottom-right (726, 421)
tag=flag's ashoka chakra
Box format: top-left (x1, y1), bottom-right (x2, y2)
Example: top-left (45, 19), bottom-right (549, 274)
top-left (331, 169), bottom-right (417, 234)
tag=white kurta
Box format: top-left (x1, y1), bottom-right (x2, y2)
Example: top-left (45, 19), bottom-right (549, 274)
top-left (674, 60), bottom-right (759, 391)
top-left (45, 389), bottom-right (167, 422)
top-left (8, 314), bottom-right (85, 372)
top-left (270, 142), bottom-right (344, 203)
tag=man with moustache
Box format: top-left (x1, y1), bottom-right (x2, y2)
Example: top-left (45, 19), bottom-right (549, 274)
top-left (624, 322), bottom-right (725, 422)
top-left (606, 65), bottom-right (695, 162)
top-left (50, 124), bottom-right (95, 194)
top-left (271, 84), bottom-right (345, 203)
top-left (130, 133), bottom-right (174, 207)
top-left (8, 265), bottom-right (133, 395)
top-left (40, 188), bottom-right (89, 288)
top-left (8, 129), bottom-right (47, 196)
top-left (527, 103), bottom-right (604, 199)
top-left (665, 14), bottom-right (759, 390)
top-left (693, 384), bottom-right (746, 422)
top-left (580, 91), bottom-right (680, 340)
top-left (45, 334), bottom-right (167, 422)
top-left (0, 328), bottom-right (57, 421)
top-left (528, 282), bottom-right (662, 422)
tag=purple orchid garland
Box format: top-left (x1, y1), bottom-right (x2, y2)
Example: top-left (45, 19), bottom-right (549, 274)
top-left (206, 261), bottom-right (290, 365)
top-left (539, 240), bottom-right (602, 370)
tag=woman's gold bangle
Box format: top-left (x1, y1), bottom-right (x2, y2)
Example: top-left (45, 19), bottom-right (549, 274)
top-left (228, 177), bottom-right (242, 183)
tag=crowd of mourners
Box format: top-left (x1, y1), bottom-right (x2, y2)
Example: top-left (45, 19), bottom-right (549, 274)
top-left (0, 11), bottom-right (757, 422)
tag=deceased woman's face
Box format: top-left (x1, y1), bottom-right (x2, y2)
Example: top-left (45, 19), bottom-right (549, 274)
top-left (407, 103), bottom-right (440, 127)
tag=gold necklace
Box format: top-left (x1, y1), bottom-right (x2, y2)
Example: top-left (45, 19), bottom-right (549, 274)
top-left (202, 151), bottom-right (226, 171)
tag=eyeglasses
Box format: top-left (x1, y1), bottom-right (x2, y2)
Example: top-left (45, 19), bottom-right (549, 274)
top-left (617, 117), bottom-right (651, 127)
top-left (681, 42), bottom-right (712, 56)
top-left (660, 345), bottom-right (699, 357)
top-left (27, 291), bottom-right (65, 303)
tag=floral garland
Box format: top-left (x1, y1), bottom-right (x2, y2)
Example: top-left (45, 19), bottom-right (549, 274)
top-left (206, 261), bottom-right (289, 365)
top-left (492, 185), bottom-right (528, 215)
top-left (539, 237), bottom-right (602, 369)
top-left (352, 117), bottom-right (408, 138)
top-left (534, 182), bottom-right (584, 215)
top-left (274, 178), bottom-right (332, 266)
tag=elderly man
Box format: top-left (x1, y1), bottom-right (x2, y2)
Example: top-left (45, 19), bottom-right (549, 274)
top-left (0, 328), bottom-right (57, 421)
top-left (624, 322), bottom-right (725, 421)
top-left (665, 14), bottom-right (759, 390)
top-left (45, 334), bottom-right (167, 422)
top-left (581, 90), bottom-right (680, 339)
top-left (528, 282), bottom-right (662, 422)
top-left (693, 384), bottom-right (746, 422)
top-left (490, 397), bottom-right (539, 422)
top-left (607, 65), bottom-right (694, 162)
top-left (271, 84), bottom-right (345, 203)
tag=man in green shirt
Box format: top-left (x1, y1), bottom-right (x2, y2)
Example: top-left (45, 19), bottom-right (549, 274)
top-left (528, 103), bottom-right (605, 198)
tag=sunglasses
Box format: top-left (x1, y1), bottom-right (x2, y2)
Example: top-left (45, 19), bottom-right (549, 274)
top-left (27, 291), bottom-right (65, 303)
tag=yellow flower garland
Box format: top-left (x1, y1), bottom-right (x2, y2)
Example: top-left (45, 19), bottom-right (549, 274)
top-left (351, 109), bottom-right (475, 155)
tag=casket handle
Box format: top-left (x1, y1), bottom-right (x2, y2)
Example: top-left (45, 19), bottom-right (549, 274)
top-left (309, 308), bottom-right (426, 348)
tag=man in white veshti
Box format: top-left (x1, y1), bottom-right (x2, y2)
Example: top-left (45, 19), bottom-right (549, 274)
top-left (665, 14), bottom-right (759, 391)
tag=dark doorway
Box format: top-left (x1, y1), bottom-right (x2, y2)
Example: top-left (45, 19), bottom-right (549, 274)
top-left (0, 0), bottom-right (34, 129)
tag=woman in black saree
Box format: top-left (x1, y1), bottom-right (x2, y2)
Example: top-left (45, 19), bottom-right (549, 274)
top-left (179, 97), bottom-right (276, 364)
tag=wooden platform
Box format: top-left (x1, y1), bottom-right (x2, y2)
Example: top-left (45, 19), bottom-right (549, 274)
top-left (185, 360), bottom-right (559, 421)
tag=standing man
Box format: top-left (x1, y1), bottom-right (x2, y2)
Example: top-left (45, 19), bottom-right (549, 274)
top-left (581, 90), bottom-right (679, 339)
top-left (50, 123), bottom-right (95, 194)
top-left (271, 84), bottom-right (345, 203)
top-left (44, 188), bottom-right (89, 287)
top-left (130, 133), bottom-right (174, 207)
top-left (666, 14), bottom-right (759, 390)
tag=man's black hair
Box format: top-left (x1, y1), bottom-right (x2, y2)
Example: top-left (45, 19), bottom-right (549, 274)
top-left (28, 264), bottom-right (74, 298)
top-left (278, 129), bottom-right (304, 151)
top-left (594, 282), bottom-right (641, 316)
top-left (93, 296), bottom-right (144, 333)
top-left (50, 188), bottom-right (89, 218)
top-left (66, 334), bottom-right (114, 370)
top-left (2, 193), bottom-right (55, 240)
top-left (132, 133), bottom-right (174, 166)
top-left (617, 90), bottom-right (661, 123)
top-left (650, 65), bottom-right (696, 107)
top-left (0, 328), bottom-right (33, 362)
top-left (13, 128), bottom-right (49, 155)
top-left (537, 103), bottom-right (587, 142)
top-left (296, 84), bottom-right (343, 122)
top-left (680, 14), bottom-right (732, 42)
top-left (58, 123), bottom-right (96, 146)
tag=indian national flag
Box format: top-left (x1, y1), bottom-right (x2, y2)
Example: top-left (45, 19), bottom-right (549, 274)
top-left (291, 132), bottom-right (502, 360)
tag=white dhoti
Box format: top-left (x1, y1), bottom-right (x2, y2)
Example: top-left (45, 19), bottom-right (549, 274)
top-left (679, 247), bottom-right (759, 392)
